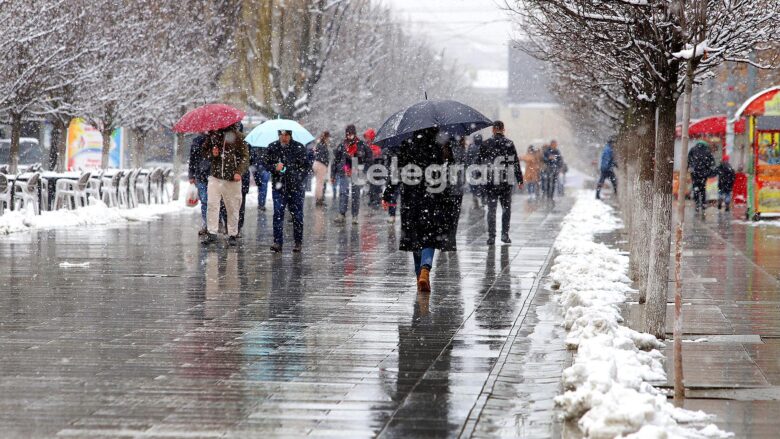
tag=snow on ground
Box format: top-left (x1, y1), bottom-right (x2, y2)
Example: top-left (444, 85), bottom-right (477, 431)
top-left (551, 192), bottom-right (732, 439)
top-left (0, 196), bottom-right (196, 236)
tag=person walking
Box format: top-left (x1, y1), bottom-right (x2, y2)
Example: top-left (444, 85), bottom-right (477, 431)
top-left (716, 154), bottom-right (736, 212)
top-left (220, 124), bottom-right (251, 237)
top-left (332, 124), bottom-right (370, 225)
top-left (542, 139), bottom-right (563, 201)
top-left (249, 141), bottom-right (271, 211)
top-left (312, 131), bottom-right (331, 207)
top-left (520, 145), bottom-right (541, 200)
top-left (201, 123), bottom-right (250, 246)
top-left (382, 140), bottom-right (401, 224)
top-left (382, 127), bottom-right (461, 293)
top-left (443, 135), bottom-right (467, 246)
top-left (478, 121), bottom-right (523, 245)
top-left (188, 134), bottom-right (210, 236)
top-left (266, 129), bottom-right (309, 252)
top-left (466, 134), bottom-right (484, 208)
top-left (596, 138), bottom-right (618, 200)
top-left (364, 129), bottom-right (384, 208)
top-left (688, 140), bottom-right (715, 214)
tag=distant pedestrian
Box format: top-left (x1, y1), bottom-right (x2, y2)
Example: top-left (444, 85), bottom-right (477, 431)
top-left (381, 141), bottom-right (401, 224)
top-left (716, 155), bottom-right (736, 212)
top-left (688, 140), bottom-right (715, 214)
top-left (478, 120), bottom-right (523, 245)
top-left (332, 124), bottom-right (370, 225)
top-left (542, 139), bottom-right (563, 201)
top-left (443, 135), bottom-right (467, 245)
top-left (466, 134), bottom-right (484, 208)
top-left (266, 129), bottom-right (309, 253)
top-left (220, 124), bottom-right (251, 236)
top-left (596, 138), bottom-right (618, 200)
top-left (249, 139), bottom-right (271, 211)
top-left (558, 160), bottom-right (568, 196)
top-left (188, 134), bottom-right (210, 236)
top-left (312, 131), bottom-right (331, 207)
top-left (521, 145), bottom-right (541, 200)
top-left (382, 127), bottom-right (461, 293)
top-left (201, 123), bottom-right (250, 246)
top-left (364, 129), bottom-right (384, 208)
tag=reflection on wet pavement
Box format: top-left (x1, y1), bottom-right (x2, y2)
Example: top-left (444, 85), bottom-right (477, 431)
top-left (621, 205), bottom-right (780, 438)
top-left (0, 197), bottom-right (572, 438)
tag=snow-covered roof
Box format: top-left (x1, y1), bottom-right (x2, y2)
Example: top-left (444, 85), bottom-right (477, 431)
top-left (472, 69), bottom-right (508, 90)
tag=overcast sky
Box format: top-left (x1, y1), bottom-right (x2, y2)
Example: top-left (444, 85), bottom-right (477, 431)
top-left (383, 0), bottom-right (516, 71)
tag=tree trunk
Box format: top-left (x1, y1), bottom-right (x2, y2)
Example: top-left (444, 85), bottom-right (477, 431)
top-left (645, 95), bottom-right (678, 339)
top-left (636, 103), bottom-right (656, 303)
top-left (52, 118), bottom-right (69, 172)
top-left (132, 128), bottom-right (146, 168)
top-left (101, 128), bottom-right (112, 169)
top-left (172, 132), bottom-right (186, 201)
top-left (9, 112), bottom-right (22, 174)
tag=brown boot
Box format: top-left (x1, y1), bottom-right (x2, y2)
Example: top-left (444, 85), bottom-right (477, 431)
top-left (417, 267), bottom-right (431, 293)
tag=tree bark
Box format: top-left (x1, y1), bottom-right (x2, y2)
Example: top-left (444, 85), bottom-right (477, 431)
top-left (9, 113), bottom-right (23, 174)
top-left (645, 95), bottom-right (678, 339)
top-left (132, 128), bottom-right (146, 168)
top-left (636, 103), bottom-right (656, 303)
top-left (172, 132), bottom-right (186, 201)
top-left (56, 119), bottom-right (70, 172)
top-left (101, 128), bottom-right (112, 170)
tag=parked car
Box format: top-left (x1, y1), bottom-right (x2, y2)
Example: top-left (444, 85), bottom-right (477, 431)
top-left (0, 137), bottom-right (44, 167)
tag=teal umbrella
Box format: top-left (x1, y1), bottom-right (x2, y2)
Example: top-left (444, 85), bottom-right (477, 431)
top-left (245, 119), bottom-right (315, 148)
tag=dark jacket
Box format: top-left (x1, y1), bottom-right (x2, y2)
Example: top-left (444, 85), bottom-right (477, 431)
top-left (312, 140), bottom-right (330, 165)
top-left (188, 134), bottom-right (210, 184)
top-left (478, 133), bottom-right (523, 194)
top-left (716, 161), bottom-right (736, 192)
top-left (204, 129), bottom-right (250, 181)
top-left (265, 139), bottom-right (310, 193)
top-left (332, 138), bottom-right (370, 179)
top-left (382, 129), bottom-right (461, 252)
top-left (543, 146), bottom-right (563, 175)
top-left (600, 142), bottom-right (616, 173)
top-left (688, 143), bottom-right (715, 180)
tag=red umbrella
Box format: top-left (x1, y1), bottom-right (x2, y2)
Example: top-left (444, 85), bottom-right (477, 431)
top-left (173, 104), bottom-right (246, 133)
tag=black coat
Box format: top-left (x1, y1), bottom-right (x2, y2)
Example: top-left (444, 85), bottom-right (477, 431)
top-left (383, 130), bottom-right (462, 252)
top-left (542, 146), bottom-right (563, 175)
top-left (312, 141), bottom-right (330, 165)
top-left (688, 143), bottom-right (715, 180)
top-left (716, 162), bottom-right (736, 192)
top-left (265, 140), bottom-right (310, 194)
top-left (187, 135), bottom-right (210, 184)
top-left (478, 133), bottom-right (523, 195)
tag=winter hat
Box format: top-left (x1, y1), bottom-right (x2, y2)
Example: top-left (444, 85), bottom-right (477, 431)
top-left (345, 124), bottom-right (357, 135)
top-left (722, 154), bottom-right (730, 162)
top-left (363, 128), bottom-right (376, 142)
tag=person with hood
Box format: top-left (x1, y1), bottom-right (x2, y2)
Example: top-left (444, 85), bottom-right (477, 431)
top-left (382, 127), bottom-right (461, 293)
top-left (478, 121), bottom-right (523, 245)
top-left (201, 123), bottom-right (250, 246)
top-left (521, 145), bottom-right (542, 200)
top-left (716, 154), bottom-right (736, 212)
top-left (266, 129), bottom-right (309, 253)
top-left (311, 131), bottom-right (331, 207)
top-left (688, 140), bottom-right (715, 214)
top-left (188, 134), bottom-right (210, 236)
top-left (364, 128), bottom-right (384, 208)
top-left (596, 138), bottom-right (618, 200)
top-left (332, 124), bottom-right (370, 224)
top-left (466, 134), bottom-right (484, 208)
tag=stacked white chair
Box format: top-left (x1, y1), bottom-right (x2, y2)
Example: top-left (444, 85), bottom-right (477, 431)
top-left (135, 169), bottom-right (151, 205)
top-left (54, 172), bottom-right (91, 210)
top-left (117, 170), bottom-right (132, 208)
top-left (148, 168), bottom-right (164, 204)
top-left (101, 171), bottom-right (122, 208)
top-left (13, 173), bottom-right (41, 215)
top-left (161, 168), bottom-right (173, 203)
top-left (85, 171), bottom-right (103, 205)
top-left (0, 175), bottom-right (11, 215)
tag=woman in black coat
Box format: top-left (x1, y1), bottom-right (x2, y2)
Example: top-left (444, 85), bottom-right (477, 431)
top-left (382, 127), bottom-right (463, 293)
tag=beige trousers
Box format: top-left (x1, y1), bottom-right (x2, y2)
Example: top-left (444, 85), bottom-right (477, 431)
top-left (313, 161), bottom-right (328, 201)
top-left (207, 176), bottom-right (242, 236)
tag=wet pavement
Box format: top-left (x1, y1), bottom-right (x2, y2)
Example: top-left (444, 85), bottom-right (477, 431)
top-left (0, 194), bottom-right (573, 438)
top-left (620, 203), bottom-right (780, 438)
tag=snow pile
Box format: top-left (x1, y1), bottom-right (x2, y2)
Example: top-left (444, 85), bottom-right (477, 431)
top-left (552, 193), bottom-right (732, 438)
top-left (0, 198), bottom-right (194, 235)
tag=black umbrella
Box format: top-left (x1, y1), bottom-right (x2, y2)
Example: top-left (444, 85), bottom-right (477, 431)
top-left (375, 99), bottom-right (492, 148)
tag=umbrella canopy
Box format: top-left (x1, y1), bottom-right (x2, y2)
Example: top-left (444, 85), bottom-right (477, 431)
top-left (173, 104), bottom-right (246, 133)
top-left (375, 99), bottom-right (492, 148)
top-left (245, 119), bottom-right (315, 148)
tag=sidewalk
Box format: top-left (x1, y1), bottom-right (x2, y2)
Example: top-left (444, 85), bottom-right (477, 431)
top-left (616, 204), bottom-right (780, 438)
top-left (0, 194), bottom-right (574, 438)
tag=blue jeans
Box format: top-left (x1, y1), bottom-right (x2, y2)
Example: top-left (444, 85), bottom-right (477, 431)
top-left (250, 151), bottom-right (270, 207)
top-left (196, 182), bottom-right (208, 227)
top-left (338, 175), bottom-right (361, 216)
top-left (718, 190), bottom-right (732, 207)
top-left (387, 185), bottom-right (400, 217)
top-left (272, 189), bottom-right (304, 245)
top-left (413, 248), bottom-right (435, 277)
